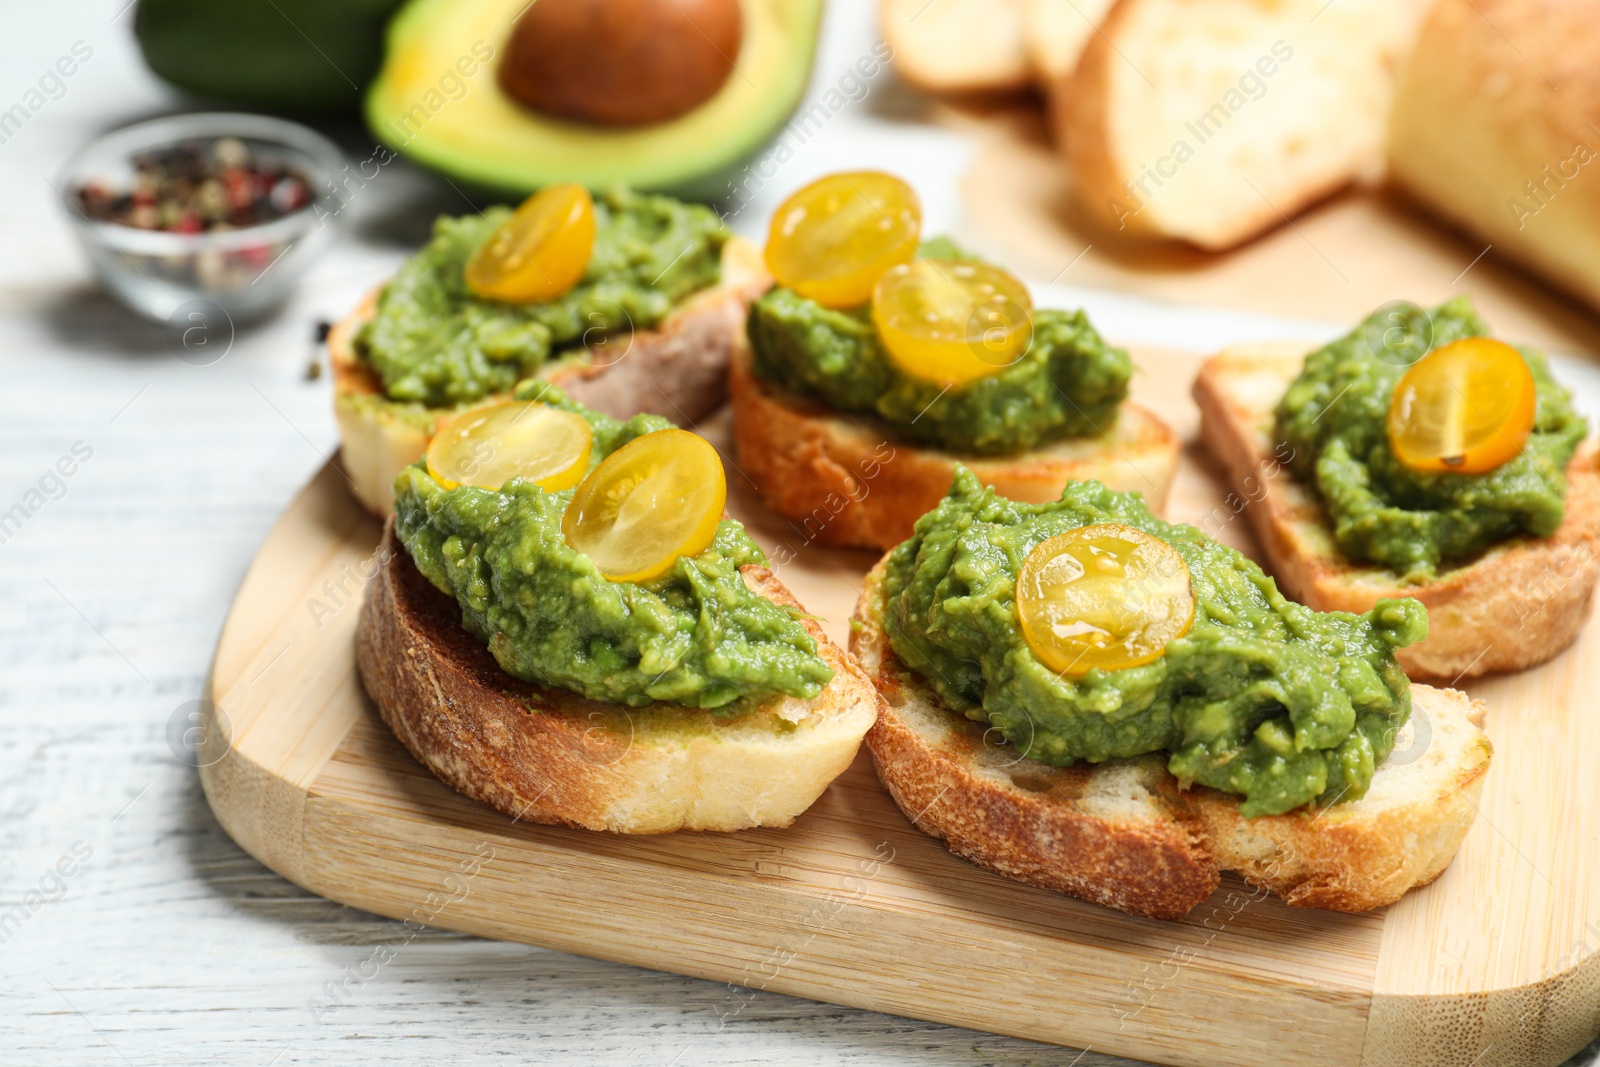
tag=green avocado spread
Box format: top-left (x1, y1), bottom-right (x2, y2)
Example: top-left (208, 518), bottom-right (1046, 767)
top-left (392, 382), bottom-right (834, 709)
top-left (746, 239), bottom-right (1131, 456)
top-left (359, 187), bottom-right (727, 408)
top-left (1276, 297), bottom-right (1588, 580)
top-left (883, 470), bottom-right (1428, 817)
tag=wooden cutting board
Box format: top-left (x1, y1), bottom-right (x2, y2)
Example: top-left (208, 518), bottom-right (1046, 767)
top-left (201, 347), bottom-right (1600, 1067)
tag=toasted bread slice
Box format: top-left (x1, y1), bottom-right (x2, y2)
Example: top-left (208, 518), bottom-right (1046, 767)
top-left (879, 0), bottom-right (1032, 94)
top-left (356, 525), bottom-right (880, 834)
top-left (1061, 0), bottom-right (1427, 249)
top-left (331, 236), bottom-right (769, 517)
top-left (850, 562), bottom-right (1491, 920)
top-left (728, 341), bottom-right (1180, 551)
top-left (1194, 342), bottom-right (1600, 681)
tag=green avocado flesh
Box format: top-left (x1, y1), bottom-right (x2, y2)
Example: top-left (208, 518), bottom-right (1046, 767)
top-left (746, 240), bottom-right (1131, 456)
top-left (883, 470), bottom-right (1427, 817)
top-left (393, 382), bottom-right (834, 709)
top-left (357, 187), bottom-right (726, 408)
top-left (1276, 296), bottom-right (1587, 581)
top-left (365, 0), bottom-right (824, 199)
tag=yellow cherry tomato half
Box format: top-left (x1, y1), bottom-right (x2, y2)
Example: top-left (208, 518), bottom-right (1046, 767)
top-left (561, 428), bottom-right (727, 583)
top-left (464, 183), bottom-right (595, 302)
top-left (426, 400), bottom-right (593, 492)
top-left (764, 171), bottom-right (921, 308)
top-left (1387, 337), bottom-right (1537, 474)
top-left (872, 258), bottom-right (1034, 387)
top-left (1016, 524), bottom-right (1195, 678)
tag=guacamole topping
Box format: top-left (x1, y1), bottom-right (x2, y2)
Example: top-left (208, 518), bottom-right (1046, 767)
top-left (747, 239), bottom-right (1130, 456)
top-left (884, 470), bottom-right (1427, 817)
top-left (393, 382), bottom-right (834, 708)
top-left (1276, 297), bottom-right (1587, 580)
top-left (360, 187), bottom-right (727, 408)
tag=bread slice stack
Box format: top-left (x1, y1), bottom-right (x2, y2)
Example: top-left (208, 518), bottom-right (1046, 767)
top-left (851, 562), bottom-right (1493, 920)
top-left (1194, 342), bottom-right (1600, 680)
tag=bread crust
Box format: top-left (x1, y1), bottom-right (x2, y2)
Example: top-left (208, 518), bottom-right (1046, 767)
top-left (356, 525), bottom-right (880, 834)
top-left (330, 236), bottom-right (770, 517)
top-left (728, 341), bottom-right (1180, 551)
top-left (850, 562), bottom-right (1491, 919)
top-left (1194, 342), bottom-right (1600, 681)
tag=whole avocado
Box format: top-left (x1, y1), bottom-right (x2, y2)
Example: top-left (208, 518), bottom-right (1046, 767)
top-left (135, 0), bottom-right (404, 112)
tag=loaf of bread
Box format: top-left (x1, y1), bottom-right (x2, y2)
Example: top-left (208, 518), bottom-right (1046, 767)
top-left (1388, 0), bottom-right (1600, 312)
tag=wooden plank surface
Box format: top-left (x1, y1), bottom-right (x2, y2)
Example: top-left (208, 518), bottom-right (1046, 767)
top-left (204, 346), bottom-right (1600, 1067)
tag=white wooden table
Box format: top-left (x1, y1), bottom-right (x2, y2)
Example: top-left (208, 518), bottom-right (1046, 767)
top-left (3, 3), bottom-right (1598, 1065)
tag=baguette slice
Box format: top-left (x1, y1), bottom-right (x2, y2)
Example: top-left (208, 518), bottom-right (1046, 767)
top-left (728, 341), bottom-right (1180, 551)
top-left (850, 561), bottom-right (1492, 920)
top-left (1025, 0), bottom-right (1114, 102)
top-left (331, 236), bottom-right (769, 517)
top-left (1388, 0), bottom-right (1600, 315)
top-left (1061, 0), bottom-right (1427, 250)
top-left (879, 0), bottom-right (1032, 94)
top-left (1195, 342), bottom-right (1600, 681)
top-left (356, 525), bottom-right (880, 834)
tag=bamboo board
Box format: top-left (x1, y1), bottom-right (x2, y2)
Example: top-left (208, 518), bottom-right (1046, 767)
top-left (202, 348), bottom-right (1600, 1067)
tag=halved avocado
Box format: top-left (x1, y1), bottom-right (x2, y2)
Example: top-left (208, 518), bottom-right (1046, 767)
top-left (364, 0), bottom-right (823, 200)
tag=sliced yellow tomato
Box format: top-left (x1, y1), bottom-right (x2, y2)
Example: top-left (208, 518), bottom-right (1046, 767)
top-left (426, 400), bottom-right (593, 492)
top-left (561, 428), bottom-right (727, 583)
top-left (464, 183), bottom-right (595, 302)
top-left (764, 171), bottom-right (921, 308)
top-left (1016, 524), bottom-right (1195, 677)
top-left (1387, 337), bottom-right (1536, 474)
top-left (871, 258), bottom-right (1033, 387)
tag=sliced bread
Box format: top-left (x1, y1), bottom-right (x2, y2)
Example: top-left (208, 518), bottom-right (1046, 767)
top-left (728, 341), bottom-right (1180, 551)
top-left (878, 0), bottom-right (1033, 94)
top-left (850, 561), bottom-right (1492, 920)
top-left (331, 235), bottom-right (768, 517)
top-left (1025, 0), bottom-right (1115, 105)
top-left (1194, 342), bottom-right (1600, 681)
top-left (356, 524), bottom-right (880, 834)
top-left (1061, 0), bottom-right (1429, 249)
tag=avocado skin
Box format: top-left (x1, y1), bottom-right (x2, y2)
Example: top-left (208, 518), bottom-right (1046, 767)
top-left (135, 0), bottom-right (405, 113)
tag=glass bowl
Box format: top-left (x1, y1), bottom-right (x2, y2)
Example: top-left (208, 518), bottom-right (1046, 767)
top-left (57, 112), bottom-right (345, 323)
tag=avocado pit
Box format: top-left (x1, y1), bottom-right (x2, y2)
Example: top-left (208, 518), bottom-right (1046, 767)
top-left (498, 0), bottom-right (742, 127)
